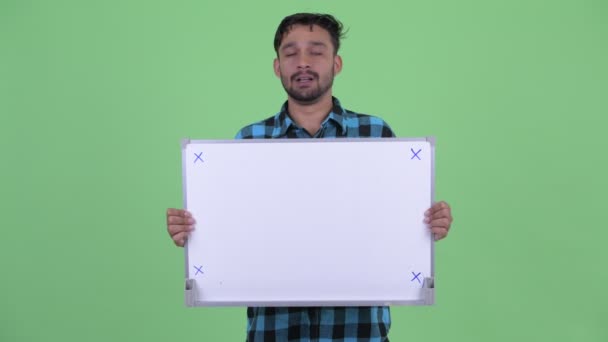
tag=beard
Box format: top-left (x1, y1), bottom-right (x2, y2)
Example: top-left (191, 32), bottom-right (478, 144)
top-left (280, 68), bottom-right (334, 104)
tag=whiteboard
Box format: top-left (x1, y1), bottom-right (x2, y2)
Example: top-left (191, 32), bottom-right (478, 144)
top-left (182, 138), bottom-right (435, 306)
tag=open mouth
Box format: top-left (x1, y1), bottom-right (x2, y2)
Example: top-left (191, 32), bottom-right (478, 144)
top-left (296, 76), bottom-right (314, 82)
top-left (293, 72), bottom-right (317, 86)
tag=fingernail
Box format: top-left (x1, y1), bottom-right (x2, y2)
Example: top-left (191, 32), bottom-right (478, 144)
top-left (184, 211), bottom-right (191, 217)
top-left (424, 217), bottom-right (430, 223)
top-left (425, 210), bottom-right (430, 216)
top-left (188, 218), bottom-right (195, 224)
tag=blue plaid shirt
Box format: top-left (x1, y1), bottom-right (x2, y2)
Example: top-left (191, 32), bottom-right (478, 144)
top-left (235, 97), bottom-right (395, 341)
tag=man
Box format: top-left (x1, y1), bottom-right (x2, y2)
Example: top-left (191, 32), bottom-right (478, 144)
top-left (167, 13), bottom-right (453, 341)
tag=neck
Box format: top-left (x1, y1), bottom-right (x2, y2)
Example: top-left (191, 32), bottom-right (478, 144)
top-left (287, 92), bottom-right (334, 136)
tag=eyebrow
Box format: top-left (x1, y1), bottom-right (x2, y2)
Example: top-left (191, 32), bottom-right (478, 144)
top-left (309, 41), bottom-right (328, 49)
top-left (280, 41), bottom-right (328, 51)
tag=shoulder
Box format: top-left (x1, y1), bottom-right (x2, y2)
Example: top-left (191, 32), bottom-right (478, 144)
top-left (234, 113), bottom-right (281, 139)
top-left (342, 109), bottom-right (396, 138)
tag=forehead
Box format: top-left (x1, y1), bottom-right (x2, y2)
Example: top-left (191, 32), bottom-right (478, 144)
top-left (279, 24), bottom-right (332, 49)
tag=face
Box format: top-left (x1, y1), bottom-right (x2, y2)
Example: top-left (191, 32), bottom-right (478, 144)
top-left (274, 24), bottom-right (343, 104)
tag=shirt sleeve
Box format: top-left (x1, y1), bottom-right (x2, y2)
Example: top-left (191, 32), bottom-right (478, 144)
top-left (381, 120), bottom-right (396, 138)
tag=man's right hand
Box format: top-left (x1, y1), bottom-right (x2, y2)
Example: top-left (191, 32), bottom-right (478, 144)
top-left (166, 208), bottom-right (196, 247)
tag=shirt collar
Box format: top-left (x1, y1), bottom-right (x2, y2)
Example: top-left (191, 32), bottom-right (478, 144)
top-left (277, 96), bottom-right (347, 136)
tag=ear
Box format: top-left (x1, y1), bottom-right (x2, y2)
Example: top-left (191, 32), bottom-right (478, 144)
top-left (273, 58), bottom-right (281, 78)
top-left (333, 54), bottom-right (343, 75)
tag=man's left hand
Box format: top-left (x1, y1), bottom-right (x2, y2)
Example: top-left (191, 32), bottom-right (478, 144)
top-left (424, 201), bottom-right (453, 241)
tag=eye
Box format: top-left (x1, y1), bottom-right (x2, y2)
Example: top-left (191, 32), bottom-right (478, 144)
top-left (311, 51), bottom-right (323, 56)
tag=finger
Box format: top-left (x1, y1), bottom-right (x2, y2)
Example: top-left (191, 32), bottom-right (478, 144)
top-left (167, 208), bottom-right (193, 218)
top-left (426, 201), bottom-right (450, 216)
top-left (168, 224), bottom-right (195, 236)
top-left (172, 231), bottom-right (189, 247)
top-left (429, 218), bottom-right (451, 229)
top-left (167, 215), bottom-right (185, 225)
top-left (167, 208), bottom-right (186, 217)
top-left (167, 215), bottom-right (196, 225)
top-left (424, 210), bottom-right (451, 223)
top-left (431, 227), bottom-right (448, 240)
top-left (431, 208), bottom-right (453, 223)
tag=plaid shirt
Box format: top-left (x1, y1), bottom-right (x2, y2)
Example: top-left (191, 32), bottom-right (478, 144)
top-left (235, 97), bottom-right (395, 341)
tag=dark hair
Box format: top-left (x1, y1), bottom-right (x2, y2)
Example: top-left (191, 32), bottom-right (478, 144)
top-left (273, 13), bottom-right (346, 56)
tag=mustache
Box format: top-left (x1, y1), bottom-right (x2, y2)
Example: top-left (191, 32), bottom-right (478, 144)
top-left (292, 71), bottom-right (319, 81)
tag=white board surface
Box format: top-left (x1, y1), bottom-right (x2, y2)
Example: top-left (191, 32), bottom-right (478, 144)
top-left (182, 138), bottom-right (435, 306)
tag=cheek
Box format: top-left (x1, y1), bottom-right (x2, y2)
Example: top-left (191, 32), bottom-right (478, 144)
top-left (321, 66), bottom-right (334, 79)
top-left (279, 62), bottom-right (294, 75)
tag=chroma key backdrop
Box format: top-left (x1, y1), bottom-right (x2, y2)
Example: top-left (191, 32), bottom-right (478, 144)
top-left (1, 0), bottom-right (607, 341)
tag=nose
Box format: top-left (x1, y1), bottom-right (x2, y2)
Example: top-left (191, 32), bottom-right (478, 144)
top-left (297, 55), bottom-right (311, 69)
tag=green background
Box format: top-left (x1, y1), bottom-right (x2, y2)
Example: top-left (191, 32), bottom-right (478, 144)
top-left (1, 0), bottom-right (607, 341)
